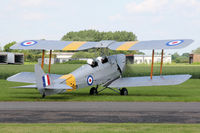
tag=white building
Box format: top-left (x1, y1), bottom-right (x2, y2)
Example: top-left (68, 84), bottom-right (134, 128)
top-left (39, 52), bottom-right (75, 64)
top-left (132, 54), bottom-right (171, 64)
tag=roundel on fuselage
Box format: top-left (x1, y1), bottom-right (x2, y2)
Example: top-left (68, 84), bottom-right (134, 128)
top-left (87, 75), bottom-right (93, 86)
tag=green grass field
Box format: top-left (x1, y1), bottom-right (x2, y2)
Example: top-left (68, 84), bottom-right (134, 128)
top-left (0, 123), bottom-right (200, 133)
top-left (0, 64), bottom-right (200, 101)
top-left (124, 64), bottom-right (200, 78)
top-left (1, 79), bottom-right (200, 102)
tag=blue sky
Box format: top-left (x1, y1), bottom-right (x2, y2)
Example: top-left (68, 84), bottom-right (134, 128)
top-left (0, 0), bottom-right (199, 54)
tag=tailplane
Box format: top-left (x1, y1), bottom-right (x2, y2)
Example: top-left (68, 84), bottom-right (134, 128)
top-left (34, 64), bottom-right (71, 98)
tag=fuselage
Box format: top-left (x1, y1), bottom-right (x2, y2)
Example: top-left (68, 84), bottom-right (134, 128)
top-left (61, 54), bottom-right (126, 90)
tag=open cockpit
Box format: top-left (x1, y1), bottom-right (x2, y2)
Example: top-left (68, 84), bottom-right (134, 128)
top-left (87, 56), bottom-right (109, 68)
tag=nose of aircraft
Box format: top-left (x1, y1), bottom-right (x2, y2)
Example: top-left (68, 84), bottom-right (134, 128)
top-left (116, 54), bottom-right (126, 72)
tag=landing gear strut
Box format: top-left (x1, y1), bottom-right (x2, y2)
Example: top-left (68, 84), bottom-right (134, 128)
top-left (89, 86), bottom-right (128, 96)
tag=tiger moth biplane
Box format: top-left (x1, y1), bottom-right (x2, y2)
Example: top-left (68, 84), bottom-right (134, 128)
top-left (7, 39), bottom-right (193, 98)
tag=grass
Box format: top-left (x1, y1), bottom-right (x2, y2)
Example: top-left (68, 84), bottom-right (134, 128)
top-left (0, 123), bottom-right (200, 133)
top-left (0, 63), bottom-right (200, 101)
top-left (123, 64), bottom-right (200, 78)
top-left (1, 79), bottom-right (200, 102)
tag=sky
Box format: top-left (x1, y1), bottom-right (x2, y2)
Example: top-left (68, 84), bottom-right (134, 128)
top-left (0, 0), bottom-right (200, 54)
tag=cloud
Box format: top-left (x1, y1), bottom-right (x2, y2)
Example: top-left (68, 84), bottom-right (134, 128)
top-left (22, 12), bottom-right (46, 20)
top-left (126, 0), bottom-right (168, 13)
top-left (125, 0), bottom-right (200, 16)
top-left (16, 0), bottom-right (46, 7)
top-left (109, 14), bottom-right (122, 21)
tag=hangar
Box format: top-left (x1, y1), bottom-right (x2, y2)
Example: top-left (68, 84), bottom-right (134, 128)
top-left (0, 52), bottom-right (24, 64)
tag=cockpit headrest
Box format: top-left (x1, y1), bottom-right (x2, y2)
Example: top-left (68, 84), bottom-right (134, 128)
top-left (87, 59), bottom-right (94, 65)
top-left (96, 57), bottom-right (103, 62)
top-left (87, 59), bottom-right (98, 67)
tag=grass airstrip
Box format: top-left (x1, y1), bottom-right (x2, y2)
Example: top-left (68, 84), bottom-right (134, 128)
top-left (0, 64), bottom-right (200, 101)
top-left (0, 123), bottom-right (200, 133)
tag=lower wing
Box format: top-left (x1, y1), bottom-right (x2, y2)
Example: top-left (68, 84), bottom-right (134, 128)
top-left (108, 75), bottom-right (191, 88)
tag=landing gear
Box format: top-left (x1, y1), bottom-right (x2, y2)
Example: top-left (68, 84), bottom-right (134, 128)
top-left (120, 88), bottom-right (128, 96)
top-left (42, 93), bottom-right (46, 98)
top-left (89, 86), bottom-right (128, 96)
top-left (90, 87), bottom-right (98, 95)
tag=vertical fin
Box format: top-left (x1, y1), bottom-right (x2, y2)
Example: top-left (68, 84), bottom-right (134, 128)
top-left (34, 64), bottom-right (47, 94)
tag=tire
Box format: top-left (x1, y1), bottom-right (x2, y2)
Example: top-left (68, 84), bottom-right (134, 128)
top-left (120, 88), bottom-right (128, 96)
top-left (42, 93), bottom-right (46, 98)
top-left (90, 87), bottom-right (98, 95)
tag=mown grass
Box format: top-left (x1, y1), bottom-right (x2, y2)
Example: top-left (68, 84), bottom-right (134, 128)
top-left (123, 64), bottom-right (200, 78)
top-left (0, 63), bottom-right (200, 101)
top-left (1, 79), bottom-right (200, 101)
top-left (0, 123), bottom-right (200, 133)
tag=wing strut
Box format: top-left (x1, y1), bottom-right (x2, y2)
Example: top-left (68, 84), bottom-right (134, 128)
top-left (150, 49), bottom-right (154, 80)
top-left (48, 50), bottom-right (52, 73)
top-left (160, 49), bottom-right (164, 75)
top-left (41, 50), bottom-right (45, 69)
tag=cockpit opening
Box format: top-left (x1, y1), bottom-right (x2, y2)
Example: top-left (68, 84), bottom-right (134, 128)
top-left (87, 59), bottom-right (98, 67)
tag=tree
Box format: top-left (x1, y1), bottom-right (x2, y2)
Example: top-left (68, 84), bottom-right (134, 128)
top-left (62, 30), bottom-right (139, 58)
top-left (182, 53), bottom-right (189, 57)
top-left (172, 52), bottom-right (189, 63)
top-left (172, 52), bottom-right (179, 61)
top-left (62, 30), bottom-right (137, 42)
top-left (192, 47), bottom-right (200, 54)
top-left (4, 41), bottom-right (16, 52)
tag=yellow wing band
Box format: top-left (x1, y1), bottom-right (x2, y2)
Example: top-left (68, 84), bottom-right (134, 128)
top-left (62, 41), bottom-right (87, 51)
top-left (116, 41), bottom-right (138, 50)
top-left (59, 74), bottom-right (76, 90)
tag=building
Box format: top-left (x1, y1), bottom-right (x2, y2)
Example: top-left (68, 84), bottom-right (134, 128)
top-left (189, 54), bottom-right (200, 64)
top-left (0, 52), bottom-right (24, 64)
top-left (39, 52), bottom-right (75, 64)
top-left (126, 54), bottom-right (171, 64)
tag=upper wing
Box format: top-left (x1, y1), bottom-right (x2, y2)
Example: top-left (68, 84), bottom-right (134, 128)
top-left (10, 39), bottom-right (193, 51)
top-left (108, 75), bottom-right (191, 88)
top-left (108, 39), bottom-right (194, 50)
top-left (10, 40), bottom-right (98, 51)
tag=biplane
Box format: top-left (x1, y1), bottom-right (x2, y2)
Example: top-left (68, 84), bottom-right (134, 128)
top-left (7, 39), bottom-right (193, 98)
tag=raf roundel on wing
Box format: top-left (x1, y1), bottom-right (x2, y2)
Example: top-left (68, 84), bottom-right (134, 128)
top-left (87, 75), bottom-right (93, 86)
top-left (166, 40), bottom-right (184, 46)
top-left (21, 40), bottom-right (37, 46)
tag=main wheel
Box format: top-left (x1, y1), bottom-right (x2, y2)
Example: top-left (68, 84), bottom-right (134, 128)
top-left (42, 93), bottom-right (46, 98)
top-left (120, 88), bottom-right (128, 96)
top-left (90, 87), bottom-right (98, 95)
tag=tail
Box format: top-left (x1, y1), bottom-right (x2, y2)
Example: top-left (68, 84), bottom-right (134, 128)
top-left (34, 64), bottom-right (51, 96)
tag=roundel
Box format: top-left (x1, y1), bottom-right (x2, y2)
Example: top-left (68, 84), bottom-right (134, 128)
top-left (166, 40), bottom-right (184, 46)
top-left (21, 40), bottom-right (37, 46)
top-left (87, 75), bottom-right (93, 86)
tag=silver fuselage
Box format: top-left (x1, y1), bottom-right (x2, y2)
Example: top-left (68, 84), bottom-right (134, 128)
top-left (71, 54), bottom-right (126, 89)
